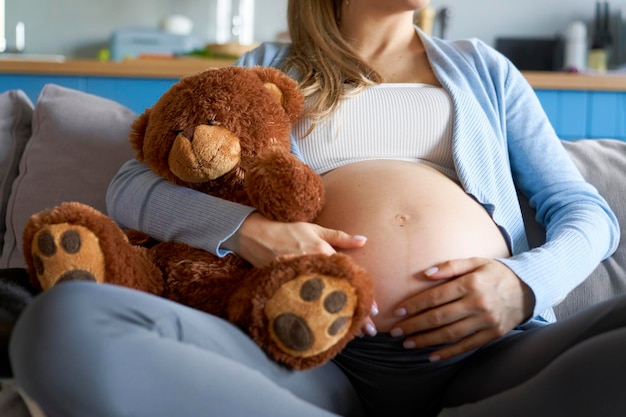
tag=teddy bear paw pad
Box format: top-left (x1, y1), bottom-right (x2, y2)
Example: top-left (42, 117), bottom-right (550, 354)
top-left (31, 223), bottom-right (107, 290)
top-left (265, 274), bottom-right (358, 358)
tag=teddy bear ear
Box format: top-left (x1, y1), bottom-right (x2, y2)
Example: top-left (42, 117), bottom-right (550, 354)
top-left (129, 109), bottom-right (151, 161)
top-left (263, 82), bottom-right (285, 106)
top-left (250, 66), bottom-right (304, 123)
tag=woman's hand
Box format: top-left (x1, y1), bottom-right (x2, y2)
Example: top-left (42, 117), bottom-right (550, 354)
top-left (223, 212), bottom-right (368, 267)
top-left (389, 257), bottom-right (535, 361)
top-left (223, 212), bottom-right (378, 336)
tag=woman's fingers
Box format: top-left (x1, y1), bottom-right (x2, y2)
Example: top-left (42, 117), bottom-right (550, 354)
top-left (317, 226), bottom-right (367, 250)
top-left (358, 301), bottom-right (379, 337)
top-left (422, 257), bottom-right (486, 280)
top-left (390, 258), bottom-right (533, 360)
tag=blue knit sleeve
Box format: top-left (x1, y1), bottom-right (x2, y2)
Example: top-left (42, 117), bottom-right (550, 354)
top-left (106, 160), bottom-right (256, 257)
top-left (494, 55), bottom-right (620, 319)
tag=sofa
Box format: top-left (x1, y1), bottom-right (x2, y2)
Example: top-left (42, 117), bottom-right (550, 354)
top-left (0, 84), bottom-right (625, 417)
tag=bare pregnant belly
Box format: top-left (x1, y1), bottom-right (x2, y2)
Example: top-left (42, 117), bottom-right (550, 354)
top-left (315, 160), bottom-right (510, 331)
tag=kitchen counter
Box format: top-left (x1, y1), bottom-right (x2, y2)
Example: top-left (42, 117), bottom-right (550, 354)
top-left (0, 57), bottom-right (234, 78)
top-left (0, 59), bottom-right (625, 90)
top-left (524, 71), bottom-right (626, 91)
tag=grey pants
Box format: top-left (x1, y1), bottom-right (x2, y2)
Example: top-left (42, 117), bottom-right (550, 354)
top-left (9, 282), bottom-right (362, 417)
top-left (10, 282), bottom-right (626, 417)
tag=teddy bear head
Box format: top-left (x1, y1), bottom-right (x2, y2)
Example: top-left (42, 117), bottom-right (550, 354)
top-left (129, 66), bottom-right (304, 197)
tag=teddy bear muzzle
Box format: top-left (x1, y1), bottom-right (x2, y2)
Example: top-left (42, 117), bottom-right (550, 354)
top-left (169, 124), bottom-right (241, 183)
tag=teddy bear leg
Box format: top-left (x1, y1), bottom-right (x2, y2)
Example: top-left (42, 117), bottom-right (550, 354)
top-left (228, 253), bottom-right (374, 370)
top-left (23, 202), bottom-right (164, 295)
top-left (29, 222), bottom-right (107, 289)
top-left (148, 242), bottom-right (250, 318)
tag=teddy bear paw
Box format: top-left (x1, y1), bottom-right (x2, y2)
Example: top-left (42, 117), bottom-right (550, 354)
top-left (265, 273), bottom-right (358, 358)
top-left (30, 223), bottom-right (106, 290)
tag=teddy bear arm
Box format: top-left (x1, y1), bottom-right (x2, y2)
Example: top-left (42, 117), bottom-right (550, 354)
top-left (245, 151), bottom-right (325, 223)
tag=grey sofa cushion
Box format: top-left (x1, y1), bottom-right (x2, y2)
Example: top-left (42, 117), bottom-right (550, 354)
top-left (546, 139), bottom-right (626, 318)
top-left (0, 84), bottom-right (136, 269)
top-left (0, 91), bottom-right (33, 254)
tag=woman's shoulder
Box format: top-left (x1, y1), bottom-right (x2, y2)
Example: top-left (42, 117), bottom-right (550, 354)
top-left (420, 30), bottom-right (516, 89)
top-left (425, 33), bottom-right (506, 68)
top-left (234, 42), bottom-right (292, 68)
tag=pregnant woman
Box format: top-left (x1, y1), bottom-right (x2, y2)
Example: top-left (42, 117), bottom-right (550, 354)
top-left (10, 1), bottom-right (626, 417)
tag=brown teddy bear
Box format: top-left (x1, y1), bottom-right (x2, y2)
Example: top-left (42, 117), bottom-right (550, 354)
top-left (22, 66), bottom-right (374, 370)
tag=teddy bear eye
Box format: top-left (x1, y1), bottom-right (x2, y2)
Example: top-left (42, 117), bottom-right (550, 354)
top-left (173, 129), bottom-right (184, 136)
top-left (207, 118), bottom-right (218, 126)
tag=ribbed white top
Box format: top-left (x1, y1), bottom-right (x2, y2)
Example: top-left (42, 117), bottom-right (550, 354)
top-left (293, 83), bottom-right (456, 179)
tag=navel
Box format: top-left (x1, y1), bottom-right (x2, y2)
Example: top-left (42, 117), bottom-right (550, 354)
top-left (394, 213), bottom-right (412, 227)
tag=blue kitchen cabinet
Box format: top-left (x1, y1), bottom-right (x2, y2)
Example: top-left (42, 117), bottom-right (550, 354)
top-left (0, 74), bottom-right (84, 104)
top-left (85, 77), bottom-right (178, 113)
top-left (535, 89), bottom-right (626, 141)
top-left (588, 91), bottom-right (625, 139)
top-left (0, 73), bottom-right (178, 114)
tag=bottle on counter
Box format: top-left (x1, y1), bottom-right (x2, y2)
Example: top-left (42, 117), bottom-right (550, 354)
top-left (564, 21), bottom-right (587, 72)
top-left (414, 6), bottom-right (436, 35)
top-left (588, 1), bottom-right (612, 72)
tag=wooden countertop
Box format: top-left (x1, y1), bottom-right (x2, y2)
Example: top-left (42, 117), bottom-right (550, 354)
top-left (1, 59), bottom-right (626, 91)
top-left (523, 71), bottom-right (626, 91)
top-left (0, 58), bottom-right (235, 78)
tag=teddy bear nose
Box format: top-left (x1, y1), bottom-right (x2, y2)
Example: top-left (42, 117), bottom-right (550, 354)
top-left (169, 124), bottom-right (242, 183)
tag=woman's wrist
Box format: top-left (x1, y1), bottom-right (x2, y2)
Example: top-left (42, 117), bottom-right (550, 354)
top-left (222, 212), bottom-right (262, 254)
top-left (222, 212), bottom-right (276, 266)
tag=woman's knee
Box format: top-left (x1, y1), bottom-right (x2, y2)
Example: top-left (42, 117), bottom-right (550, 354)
top-left (9, 283), bottom-right (125, 399)
top-left (11, 282), bottom-right (100, 346)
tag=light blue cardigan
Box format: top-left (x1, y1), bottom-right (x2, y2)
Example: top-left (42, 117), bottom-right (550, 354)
top-left (106, 30), bottom-right (619, 324)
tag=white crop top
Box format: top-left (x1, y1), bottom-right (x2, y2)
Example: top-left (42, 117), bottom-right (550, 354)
top-left (293, 83), bottom-right (456, 180)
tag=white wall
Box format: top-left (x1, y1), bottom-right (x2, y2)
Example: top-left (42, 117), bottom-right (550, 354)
top-left (3, 0), bottom-right (624, 59)
top-left (4, 0), bottom-right (288, 58)
top-left (429, 0), bottom-right (624, 45)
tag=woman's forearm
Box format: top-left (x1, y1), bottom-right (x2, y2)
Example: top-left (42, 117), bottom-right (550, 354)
top-left (500, 56), bottom-right (620, 320)
top-left (105, 159), bottom-right (256, 256)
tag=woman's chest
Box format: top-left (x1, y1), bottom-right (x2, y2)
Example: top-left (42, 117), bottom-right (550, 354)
top-left (294, 84), bottom-right (456, 177)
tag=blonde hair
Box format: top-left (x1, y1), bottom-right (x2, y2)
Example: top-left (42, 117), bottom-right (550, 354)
top-left (283, 0), bottom-right (383, 123)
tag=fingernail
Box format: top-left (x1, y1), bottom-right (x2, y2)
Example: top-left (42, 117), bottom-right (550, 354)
top-left (390, 327), bottom-right (403, 337)
top-left (365, 323), bottom-right (377, 337)
top-left (371, 304), bottom-right (379, 316)
top-left (353, 235), bottom-right (367, 241)
top-left (403, 340), bottom-right (416, 349)
top-left (394, 307), bottom-right (407, 317)
top-left (429, 355), bottom-right (441, 362)
top-left (425, 266), bottom-right (439, 276)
